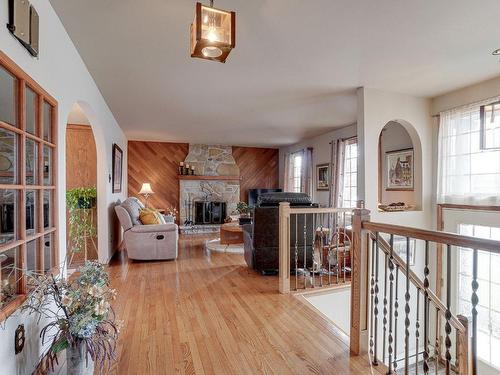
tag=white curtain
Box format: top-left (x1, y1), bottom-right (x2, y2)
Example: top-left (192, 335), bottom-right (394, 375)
top-left (330, 139), bottom-right (346, 207)
top-left (283, 152), bottom-right (292, 192)
top-left (301, 148), bottom-right (313, 196)
top-left (438, 96), bottom-right (500, 205)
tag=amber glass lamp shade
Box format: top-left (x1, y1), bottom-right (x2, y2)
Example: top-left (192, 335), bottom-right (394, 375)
top-left (190, 2), bottom-right (235, 63)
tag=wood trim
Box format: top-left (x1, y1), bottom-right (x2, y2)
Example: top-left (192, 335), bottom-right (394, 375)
top-left (438, 203), bottom-right (500, 212)
top-left (363, 221), bottom-right (500, 254)
top-left (177, 175), bottom-right (241, 181)
top-left (67, 123), bottom-right (91, 131)
top-left (0, 51), bottom-right (57, 105)
top-left (436, 203), bottom-right (500, 299)
top-left (0, 295), bottom-right (27, 322)
top-left (0, 50), bottom-right (58, 311)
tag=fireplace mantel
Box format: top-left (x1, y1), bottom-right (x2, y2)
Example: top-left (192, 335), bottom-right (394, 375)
top-left (177, 175), bottom-right (241, 181)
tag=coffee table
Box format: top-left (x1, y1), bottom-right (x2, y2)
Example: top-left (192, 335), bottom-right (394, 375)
top-left (220, 222), bottom-right (244, 245)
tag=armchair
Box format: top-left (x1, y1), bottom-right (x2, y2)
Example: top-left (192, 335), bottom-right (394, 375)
top-left (115, 198), bottom-right (178, 260)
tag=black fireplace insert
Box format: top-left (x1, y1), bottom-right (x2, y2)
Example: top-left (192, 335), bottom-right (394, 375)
top-left (194, 201), bottom-right (227, 225)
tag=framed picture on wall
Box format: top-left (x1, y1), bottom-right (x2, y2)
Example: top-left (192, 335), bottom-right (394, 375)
top-left (316, 163), bottom-right (330, 191)
top-left (112, 144), bottom-right (123, 193)
top-left (385, 148), bottom-right (414, 190)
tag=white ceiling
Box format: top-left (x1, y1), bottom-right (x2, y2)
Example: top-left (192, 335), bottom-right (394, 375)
top-left (50, 0), bottom-right (500, 147)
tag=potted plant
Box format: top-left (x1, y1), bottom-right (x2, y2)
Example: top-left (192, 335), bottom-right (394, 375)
top-left (22, 261), bottom-right (120, 373)
top-left (66, 188), bottom-right (97, 255)
top-left (236, 202), bottom-right (252, 225)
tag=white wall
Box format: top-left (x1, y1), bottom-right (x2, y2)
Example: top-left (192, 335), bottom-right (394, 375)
top-left (357, 87), bottom-right (433, 229)
top-left (379, 121), bottom-right (419, 208)
top-left (0, 0), bottom-right (127, 373)
top-left (279, 124), bottom-right (357, 206)
top-left (432, 75), bottom-right (500, 115)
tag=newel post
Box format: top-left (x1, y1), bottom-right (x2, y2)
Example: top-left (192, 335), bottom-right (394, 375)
top-left (279, 202), bottom-right (291, 294)
top-left (350, 201), bottom-right (371, 355)
top-left (457, 315), bottom-right (470, 375)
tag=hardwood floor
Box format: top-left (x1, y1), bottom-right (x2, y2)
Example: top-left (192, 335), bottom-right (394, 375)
top-left (106, 234), bottom-right (380, 375)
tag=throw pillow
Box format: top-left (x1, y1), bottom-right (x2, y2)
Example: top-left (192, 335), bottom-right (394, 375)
top-left (139, 208), bottom-right (161, 225)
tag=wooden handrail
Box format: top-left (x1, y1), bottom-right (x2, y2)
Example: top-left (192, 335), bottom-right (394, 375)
top-left (370, 232), bottom-right (465, 333)
top-left (363, 221), bottom-right (500, 254)
top-left (287, 207), bottom-right (353, 214)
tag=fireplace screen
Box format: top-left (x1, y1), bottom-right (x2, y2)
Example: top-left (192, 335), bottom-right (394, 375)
top-left (194, 202), bottom-right (227, 225)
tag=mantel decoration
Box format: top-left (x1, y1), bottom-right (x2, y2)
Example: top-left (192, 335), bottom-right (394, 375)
top-left (21, 261), bottom-right (120, 373)
top-left (385, 148), bottom-right (414, 190)
top-left (190, 0), bottom-right (235, 63)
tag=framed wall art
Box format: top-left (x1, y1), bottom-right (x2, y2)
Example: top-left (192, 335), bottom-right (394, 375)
top-left (112, 144), bottom-right (123, 193)
top-left (316, 163), bottom-right (330, 191)
top-left (386, 148), bottom-right (414, 190)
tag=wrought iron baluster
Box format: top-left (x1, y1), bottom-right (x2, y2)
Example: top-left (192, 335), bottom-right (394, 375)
top-left (445, 244), bottom-right (452, 375)
top-left (373, 232), bottom-right (380, 365)
top-left (336, 221), bottom-right (339, 284)
top-left (319, 213), bottom-right (324, 288)
top-left (370, 235), bottom-right (376, 360)
top-left (423, 241), bottom-right (430, 374)
top-left (383, 252), bottom-right (388, 363)
top-left (312, 212), bottom-right (316, 288)
top-left (405, 236), bottom-right (411, 374)
top-left (435, 308), bottom-right (440, 375)
top-left (415, 288), bottom-right (420, 375)
top-left (388, 234), bottom-right (395, 374)
top-left (471, 248), bottom-right (478, 375)
top-left (294, 214), bottom-right (298, 291)
top-left (303, 213), bottom-right (307, 289)
top-left (394, 265), bottom-right (400, 372)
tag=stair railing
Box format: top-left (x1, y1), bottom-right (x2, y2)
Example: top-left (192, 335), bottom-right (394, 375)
top-left (361, 221), bottom-right (500, 375)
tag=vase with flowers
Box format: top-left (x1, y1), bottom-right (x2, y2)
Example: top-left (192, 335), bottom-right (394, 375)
top-left (22, 261), bottom-right (120, 374)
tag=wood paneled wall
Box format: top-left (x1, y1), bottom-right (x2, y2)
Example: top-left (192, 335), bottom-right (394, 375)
top-left (233, 146), bottom-right (279, 202)
top-left (66, 124), bottom-right (98, 261)
top-left (128, 141), bottom-right (189, 211)
top-left (127, 142), bottom-right (279, 213)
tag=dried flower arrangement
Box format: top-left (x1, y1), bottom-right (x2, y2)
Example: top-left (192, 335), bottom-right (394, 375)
top-left (21, 261), bottom-right (120, 372)
top-left (166, 205), bottom-right (179, 220)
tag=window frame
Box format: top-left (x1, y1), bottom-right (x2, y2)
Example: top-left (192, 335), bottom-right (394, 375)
top-left (0, 51), bottom-right (58, 319)
top-left (457, 223), bottom-right (500, 370)
top-left (480, 100), bottom-right (500, 151)
top-left (290, 151), bottom-right (303, 193)
top-left (341, 137), bottom-right (358, 208)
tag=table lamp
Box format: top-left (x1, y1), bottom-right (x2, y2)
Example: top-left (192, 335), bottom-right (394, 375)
top-left (139, 183), bottom-right (154, 208)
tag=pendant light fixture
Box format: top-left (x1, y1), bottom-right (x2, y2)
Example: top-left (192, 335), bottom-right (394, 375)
top-left (190, 0), bottom-right (235, 63)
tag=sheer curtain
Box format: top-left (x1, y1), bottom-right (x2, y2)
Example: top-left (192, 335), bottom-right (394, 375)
top-left (438, 96), bottom-right (500, 205)
top-left (283, 152), bottom-right (292, 192)
top-left (330, 139), bottom-right (346, 208)
top-left (301, 148), bottom-right (313, 196)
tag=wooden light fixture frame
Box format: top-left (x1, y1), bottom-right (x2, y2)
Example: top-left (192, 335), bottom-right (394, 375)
top-left (190, 2), bottom-right (236, 63)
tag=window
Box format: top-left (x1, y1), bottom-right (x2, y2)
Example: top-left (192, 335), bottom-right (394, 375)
top-left (340, 138), bottom-right (357, 208)
top-left (480, 101), bottom-right (500, 150)
top-left (438, 99), bottom-right (500, 205)
top-left (290, 151), bottom-right (303, 193)
top-left (457, 224), bottom-right (500, 370)
top-left (0, 55), bottom-right (58, 314)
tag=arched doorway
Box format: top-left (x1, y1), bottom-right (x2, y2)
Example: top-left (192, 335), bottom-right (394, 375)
top-left (65, 103), bottom-right (98, 269)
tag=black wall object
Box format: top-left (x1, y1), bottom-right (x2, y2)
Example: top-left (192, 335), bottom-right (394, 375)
top-left (7, 0), bottom-right (39, 57)
top-left (14, 324), bottom-right (25, 354)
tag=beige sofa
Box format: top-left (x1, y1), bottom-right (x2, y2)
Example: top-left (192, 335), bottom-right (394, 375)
top-left (115, 197), bottom-right (178, 260)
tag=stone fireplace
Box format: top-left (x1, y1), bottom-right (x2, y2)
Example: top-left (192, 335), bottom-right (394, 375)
top-left (179, 145), bottom-right (240, 228)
